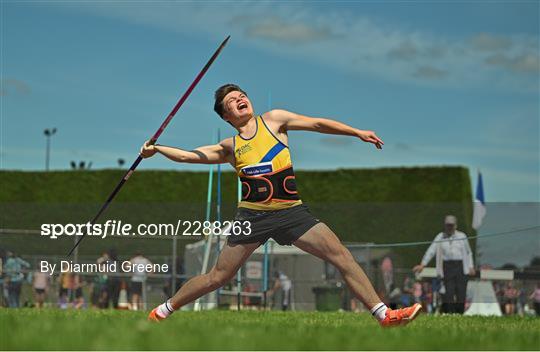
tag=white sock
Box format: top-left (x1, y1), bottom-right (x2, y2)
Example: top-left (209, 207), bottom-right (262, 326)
top-left (370, 302), bottom-right (388, 322)
top-left (156, 299), bottom-right (175, 319)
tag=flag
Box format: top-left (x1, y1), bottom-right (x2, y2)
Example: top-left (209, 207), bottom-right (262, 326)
top-left (472, 172), bottom-right (486, 230)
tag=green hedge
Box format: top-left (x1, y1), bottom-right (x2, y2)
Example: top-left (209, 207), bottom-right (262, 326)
top-left (0, 167), bottom-right (473, 266)
top-left (0, 167), bottom-right (471, 203)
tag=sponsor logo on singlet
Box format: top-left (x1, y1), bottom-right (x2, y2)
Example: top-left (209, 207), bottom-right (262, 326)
top-left (241, 162), bottom-right (273, 176)
top-left (235, 143), bottom-right (253, 158)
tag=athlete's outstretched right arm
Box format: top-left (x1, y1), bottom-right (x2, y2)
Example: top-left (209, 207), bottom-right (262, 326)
top-left (140, 139), bottom-right (233, 165)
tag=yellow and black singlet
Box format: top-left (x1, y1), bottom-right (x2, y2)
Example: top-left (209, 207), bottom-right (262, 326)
top-left (234, 115), bottom-right (302, 211)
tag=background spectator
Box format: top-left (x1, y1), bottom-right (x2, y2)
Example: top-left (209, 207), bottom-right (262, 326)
top-left (517, 286), bottom-right (526, 316)
top-left (503, 282), bottom-right (518, 315)
top-left (401, 276), bottom-right (413, 307)
top-left (91, 274), bottom-right (109, 309)
top-left (0, 248), bottom-right (5, 307)
top-left (413, 215), bottom-right (475, 314)
top-left (107, 248), bottom-right (121, 308)
top-left (269, 271), bottom-right (292, 311)
top-left (422, 282), bottom-right (434, 313)
top-left (530, 283), bottom-right (540, 316)
top-left (412, 280), bottom-right (423, 305)
top-left (32, 268), bottom-right (49, 308)
top-left (96, 251), bottom-right (110, 307)
top-left (129, 251), bottom-right (153, 310)
top-left (3, 251), bottom-right (30, 308)
top-left (72, 273), bottom-right (85, 309)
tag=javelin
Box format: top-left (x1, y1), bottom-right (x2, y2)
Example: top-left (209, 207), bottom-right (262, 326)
top-left (67, 35), bottom-right (231, 256)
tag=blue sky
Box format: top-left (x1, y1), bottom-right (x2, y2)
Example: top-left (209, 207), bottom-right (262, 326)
top-left (1, 1), bottom-right (539, 202)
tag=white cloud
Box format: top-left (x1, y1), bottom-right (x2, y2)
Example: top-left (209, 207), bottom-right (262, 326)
top-left (414, 144), bottom-right (539, 163)
top-left (470, 33), bottom-right (513, 52)
top-left (238, 16), bottom-right (340, 44)
top-left (320, 136), bottom-right (353, 147)
top-left (49, 2), bottom-right (539, 91)
top-left (387, 40), bottom-right (418, 60)
top-left (485, 53), bottom-right (539, 73)
top-left (1, 78), bottom-right (31, 96)
top-left (412, 66), bottom-right (447, 79)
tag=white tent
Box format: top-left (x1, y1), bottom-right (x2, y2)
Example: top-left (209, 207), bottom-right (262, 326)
top-left (465, 280), bottom-right (503, 316)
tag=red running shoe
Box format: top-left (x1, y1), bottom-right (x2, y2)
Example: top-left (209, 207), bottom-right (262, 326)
top-left (380, 303), bottom-right (422, 327)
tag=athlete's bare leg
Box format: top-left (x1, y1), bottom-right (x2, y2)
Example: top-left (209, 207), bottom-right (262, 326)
top-left (293, 223), bottom-right (381, 309)
top-left (169, 241), bottom-right (260, 309)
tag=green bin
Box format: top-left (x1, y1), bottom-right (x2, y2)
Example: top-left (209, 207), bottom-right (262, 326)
top-left (312, 286), bottom-right (343, 311)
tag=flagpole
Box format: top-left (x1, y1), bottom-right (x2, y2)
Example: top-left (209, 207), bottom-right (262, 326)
top-left (472, 169), bottom-right (486, 272)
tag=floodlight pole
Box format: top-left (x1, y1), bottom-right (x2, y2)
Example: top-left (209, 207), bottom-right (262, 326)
top-left (44, 128), bottom-right (57, 171)
top-left (262, 91), bottom-right (272, 307)
top-left (193, 149), bottom-right (215, 311)
top-left (172, 235), bottom-right (178, 297)
top-left (215, 128), bottom-right (222, 307)
top-left (236, 176), bottom-right (242, 310)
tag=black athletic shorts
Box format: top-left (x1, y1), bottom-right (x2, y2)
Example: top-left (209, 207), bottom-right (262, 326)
top-left (131, 281), bottom-right (143, 295)
top-left (227, 204), bottom-right (320, 246)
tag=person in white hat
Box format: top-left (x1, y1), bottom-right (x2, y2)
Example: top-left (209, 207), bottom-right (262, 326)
top-left (413, 215), bottom-right (475, 314)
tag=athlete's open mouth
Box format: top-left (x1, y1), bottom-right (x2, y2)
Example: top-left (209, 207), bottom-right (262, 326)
top-left (238, 101), bottom-right (248, 110)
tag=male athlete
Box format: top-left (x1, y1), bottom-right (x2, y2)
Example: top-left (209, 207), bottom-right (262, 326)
top-left (143, 84), bottom-right (421, 326)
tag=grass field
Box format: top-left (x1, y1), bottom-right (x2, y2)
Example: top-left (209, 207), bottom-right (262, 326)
top-left (1, 309), bottom-right (539, 350)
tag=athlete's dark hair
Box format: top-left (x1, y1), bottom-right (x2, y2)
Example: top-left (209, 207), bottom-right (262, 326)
top-left (214, 83), bottom-right (247, 118)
